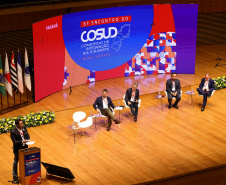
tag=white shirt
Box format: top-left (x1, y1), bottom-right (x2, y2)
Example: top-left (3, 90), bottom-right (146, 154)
top-left (130, 91), bottom-right (136, 102)
top-left (203, 80), bottom-right (209, 91)
top-left (172, 80), bottom-right (176, 92)
top-left (102, 97), bottom-right (108, 109)
top-left (16, 127), bottom-right (25, 146)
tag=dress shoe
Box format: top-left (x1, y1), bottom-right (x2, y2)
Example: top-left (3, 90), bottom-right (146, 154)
top-left (114, 119), bottom-right (121, 124)
top-left (13, 175), bottom-right (18, 181)
top-left (134, 117), bottom-right (137, 122)
top-left (201, 106), bottom-right (205, 111)
top-left (107, 125), bottom-right (111, 131)
top-left (173, 104), bottom-right (178, 109)
top-left (168, 105), bottom-right (172, 109)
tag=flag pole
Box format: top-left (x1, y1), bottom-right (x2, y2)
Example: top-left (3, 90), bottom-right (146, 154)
top-left (4, 49), bottom-right (8, 109)
top-left (24, 42), bottom-right (31, 102)
top-left (17, 46), bottom-right (22, 104)
top-left (0, 53), bottom-right (2, 111)
top-left (7, 92), bottom-right (9, 108)
top-left (27, 86), bottom-right (28, 102)
top-left (25, 42), bottom-right (29, 103)
top-left (12, 49), bottom-right (15, 106)
top-left (13, 90), bottom-right (15, 106)
top-left (1, 93), bottom-right (2, 111)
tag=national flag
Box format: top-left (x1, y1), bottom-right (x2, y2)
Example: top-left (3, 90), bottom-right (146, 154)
top-left (0, 55), bottom-right (6, 96)
top-left (10, 51), bottom-right (18, 90)
top-left (24, 47), bottom-right (31, 91)
top-left (17, 49), bottom-right (24, 93)
top-left (4, 52), bottom-right (13, 97)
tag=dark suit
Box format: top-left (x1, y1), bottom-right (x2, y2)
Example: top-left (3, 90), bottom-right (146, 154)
top-left (125, 88), bottom-right (139, 117)
top-left (166, 79), bottom-right (181, 106)
top-left (10, 126), bottom-right (30, 177)
top-left (93, 96), bottom-right (115, 110)
top-left (93, 96), bottom-right (116, 126)
top-left (197, 78), bottom-right (215, 107)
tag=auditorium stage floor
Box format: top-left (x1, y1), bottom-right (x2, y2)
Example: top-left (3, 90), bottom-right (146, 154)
top-left (0, 44), bottom-right (226, 184)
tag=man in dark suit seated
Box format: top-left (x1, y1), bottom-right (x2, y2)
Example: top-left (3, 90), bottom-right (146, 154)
top-left (166, 72), bottom-right (181, 109)
top-left (125, 83), bottom-right (139, 122)
top-left (10, 119), bottom-right (30, 182)
top-left (197, 73), bottom-right (216, 111)
top-left (93, 89), bottom-right (120, 131)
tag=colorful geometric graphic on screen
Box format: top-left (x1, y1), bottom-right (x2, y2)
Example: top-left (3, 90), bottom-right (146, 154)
top-left (125, 32), bottom-right (176, 77)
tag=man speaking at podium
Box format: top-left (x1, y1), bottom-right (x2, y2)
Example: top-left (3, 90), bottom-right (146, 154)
top-left (10, 119), bottom-right (30, 182)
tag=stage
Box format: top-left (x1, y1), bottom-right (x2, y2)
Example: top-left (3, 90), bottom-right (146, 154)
top-left (0, 44), bottom-right (226, 185)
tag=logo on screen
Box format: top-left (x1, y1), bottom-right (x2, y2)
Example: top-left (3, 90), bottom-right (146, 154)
top-left (112, 24), bottom-right (130, 51)
top-left (62, 5), bottom-right (154, 71)
top-left (81, 27), bottom-right (118, 42)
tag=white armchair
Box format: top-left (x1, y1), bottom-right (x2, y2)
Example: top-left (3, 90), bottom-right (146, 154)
top-left (78, 117), bottom-right (93, 135)
top-left (123, 94), bottom-right (141, 108)
top-left (197, 90), bottom-right (215, 98)
top-left (197, 90), bottom-right (215, 106)
top-left (72, 111), bottom-right (93, 136)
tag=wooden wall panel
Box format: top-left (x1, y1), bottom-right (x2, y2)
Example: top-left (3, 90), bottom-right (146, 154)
top-left (0, 0), bottom-right (225, 33)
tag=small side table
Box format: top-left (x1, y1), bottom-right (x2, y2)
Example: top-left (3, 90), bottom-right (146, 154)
top-left (115, 106), bottom-right (125, 121)
top-left (68, 124), bottom-right (80, 144)
top-left (90, 114), bottom-right (102, 131)
top-left (185, 91), bottom-right (195, 108)
top-left (155, 95), bottom-right (166, 111)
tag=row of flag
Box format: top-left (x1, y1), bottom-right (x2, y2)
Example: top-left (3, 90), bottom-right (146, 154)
top-left (0, 47), bottom-right (31, 97)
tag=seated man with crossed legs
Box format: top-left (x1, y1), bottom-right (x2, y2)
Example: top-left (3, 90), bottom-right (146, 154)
top-left (93, 89), bottom-right (121, 131)
top-left (197, 73), bottom-right (215, 111)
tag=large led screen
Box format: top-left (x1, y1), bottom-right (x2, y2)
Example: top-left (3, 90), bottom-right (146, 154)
top-left (33, 4), bottom-right (198, 102)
